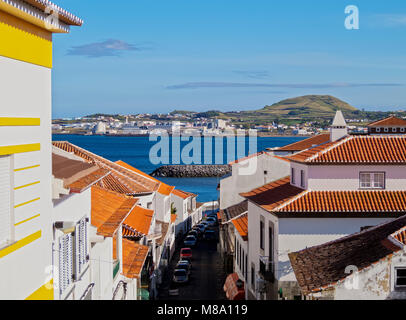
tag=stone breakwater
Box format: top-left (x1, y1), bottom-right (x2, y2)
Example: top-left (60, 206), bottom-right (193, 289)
top-left (150, 165), bottom-right (231, 178)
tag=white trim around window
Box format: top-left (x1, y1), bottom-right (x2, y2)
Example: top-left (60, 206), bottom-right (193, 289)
top-left (359, 172), bottom-right (385, 189)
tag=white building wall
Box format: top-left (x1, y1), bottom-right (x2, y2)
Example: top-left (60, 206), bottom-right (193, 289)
top-left (0, 55), bottom-right (53, 300)
top-left (220, 154), bottom-right (290, 210)
top-left (307, 165), bottom-right (406, 191)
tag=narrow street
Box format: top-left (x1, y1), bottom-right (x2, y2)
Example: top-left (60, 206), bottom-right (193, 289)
top-left (158, 226), bottom-right (227, 300)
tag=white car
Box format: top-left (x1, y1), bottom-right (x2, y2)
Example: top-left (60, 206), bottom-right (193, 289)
top-left (184, 235), bottom-right (197, 247)
top-left (173, 269), bottom-right (189, 284)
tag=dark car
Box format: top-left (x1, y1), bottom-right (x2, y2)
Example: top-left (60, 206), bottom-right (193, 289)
top-left (204, 230), bottom-right (216, 241)
top-left (188, 229), bottom-right (201, 239)
top-left (175, 260), bottom-right (192, 275)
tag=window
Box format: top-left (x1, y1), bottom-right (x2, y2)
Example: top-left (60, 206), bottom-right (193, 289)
top-left (392, 127), bottom-right (397, 132)
top-left (291, 168), bottom-right (295, 184)
top-left (395, 268), bottom-right (406, 288)
top-left (300, 170), bottom-right (305, 188)
top-left (242, 249), bottom-right (245, 275)
top-left (59, 233), bottom-right (73, 295)
top-left (245, 255), bottom-right (248, 281)
top-left (401, 128), bottom-right (405, 133)
top-left (269, 227), bottom-right (273, 262)
top-left (75, 217), bottom-right (89, 279)
top-left (147, 202), bottom-right (152, 209)
top-left (251, 266), bottom-right (255, 289)
top-left (0, 156), bottom-right (12, 247)
top-left (376, 128), bottom-right (381, 133)
top-left (384, 127), bottom-right (389, 132)
top-left (360, 172), bottom-right (385, 189)
top-left (260, 221), bottom-right (264, 250)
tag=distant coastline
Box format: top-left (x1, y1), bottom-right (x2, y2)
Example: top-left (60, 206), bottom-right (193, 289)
top-left (52, 132), bottom-right (312, 138)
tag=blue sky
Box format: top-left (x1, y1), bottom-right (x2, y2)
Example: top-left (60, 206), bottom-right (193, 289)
top-left (52, 0), bottom-right (406, 118)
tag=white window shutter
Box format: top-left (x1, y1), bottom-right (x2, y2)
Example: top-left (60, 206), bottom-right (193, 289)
top-left (59, 234), bottom-right (73, 295)
top-left (75, 217), bottom-right (88, 279)
top-left (0, 156), bottom-right (11, 246)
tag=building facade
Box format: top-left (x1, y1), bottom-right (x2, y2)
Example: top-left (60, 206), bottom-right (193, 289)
top-left (0, 0), bottom-right (82, 300)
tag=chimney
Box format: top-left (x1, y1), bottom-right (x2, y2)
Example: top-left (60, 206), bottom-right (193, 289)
top-left (330, 110), bottom-right (348, 142)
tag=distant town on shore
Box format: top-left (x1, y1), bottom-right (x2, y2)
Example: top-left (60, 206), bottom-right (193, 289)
top-left (53, 95), bottom-right (406, 137)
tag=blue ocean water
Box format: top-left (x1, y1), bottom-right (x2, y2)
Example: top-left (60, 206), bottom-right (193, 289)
top-left (53, 135), bottom-right (304, 202)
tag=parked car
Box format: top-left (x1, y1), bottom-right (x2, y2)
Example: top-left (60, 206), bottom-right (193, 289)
top-left (204, 230), bottom-right (216, 241)
top-left (173, 269), bottom-right (189, 284)
top-left (195, 224), bottom-right (207, 233)
top-left (206, 217), bottom-right (217, 226)
top-left (184, 235), bottom-right (197, 247)
top-left (180, 247), bottom-right (192, 260)
top-left (175, 260), bottom-right (192, 275)
top-left (188, 229), bottom-right (201, 239)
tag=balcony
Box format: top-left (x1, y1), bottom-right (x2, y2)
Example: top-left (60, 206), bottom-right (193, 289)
top-left (259, 257), bottom-right (275, 283)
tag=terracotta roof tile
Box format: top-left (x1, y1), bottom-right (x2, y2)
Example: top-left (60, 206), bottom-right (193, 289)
top-left (123, 206), bottom-right (154, 236)
top-left (289, 215), bottom-right (406, 295)
top-left (278, 190), bottom-right (406, 215)
top-left (232, 213), bottom-right (248, 241)
top-left (240, 177), bottom-right (304, 212)
top-left (277, 134), bottom-right (330, 152)
top-left (68, 168), bottom-right (110, 193)
top-left (241, 177), bottom-right (406, 217)
top-left (368, 116), bottom-right (406, 127)
top-left (91, 186), bottom-right (138, 237)
top-left (288, 136), bottom-right (406, 164)
top-left (53, 142), bottom-right (160, 194)
top-left (95, 173), bottom-right (133, 195)
top-left (122, 239), bottom-right (149, 279)
top-left (172, 189), bottom-right (195, 199)
top-left (115, 160), bottom-right (174, 196)
top-left (221, 200), bottom-right (248, 223)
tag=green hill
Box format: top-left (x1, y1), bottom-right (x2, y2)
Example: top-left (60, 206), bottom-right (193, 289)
top-left (257, 95), bottom-right (357, 118)
top-left (217, 95), bottom-right (358, 126)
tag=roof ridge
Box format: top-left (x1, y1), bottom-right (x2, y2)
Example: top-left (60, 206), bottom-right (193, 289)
top-left (306, 135), bottom-right (352, 162)
top-left (273, 189), bottom-right (310, 212)
top-left (54, 141), bottom-right (159, 191)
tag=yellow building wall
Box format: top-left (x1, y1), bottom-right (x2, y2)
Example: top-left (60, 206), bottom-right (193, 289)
top-left (0, 9), bottom-right (53, 300)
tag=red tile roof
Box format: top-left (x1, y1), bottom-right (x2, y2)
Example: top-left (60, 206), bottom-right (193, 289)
top-left (241, 177), bottom-right (406, 217)
top-left (122, 239), bottom-right (149, 279)
top-left (232, 214), bottom-right (248, 241)
top-left (115, 160), bottom-right (174, 196)
top-left (240, 177), bottom-right (305, 212)
top-left (172, 189), bottom-right (196, 199)
top-left (288, 136), bottom-right (406, 164)
top-left (53, 142), bottom-right (160, 194)
top-left (123, 206), bottom-right (154, 236)
top-left (276, 134), bottom-right (330, 152)
top-left (68, 168), bottom-right (110, 193)
top-left (91, 186), bottom-right (139, 237)
top-left (220, 200), bottom-right (248, 223)
top-left (392, 227), bottom-right (406, 245)
top-left (289, 215), bottom-right (406, 295)
top-left (368, 116), bottom-right (406, 127)
top-left (278, 190), bottom-right (406, 216)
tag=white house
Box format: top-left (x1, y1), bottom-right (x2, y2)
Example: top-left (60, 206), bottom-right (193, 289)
top-left (52, 142), bottom-right (177, 299)
top-left (240, 112), bottom-right (406, 300)
top-left (0, 0), bottom-right (82, 300)
top-left (289, 215), bottom-right (406, 300)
